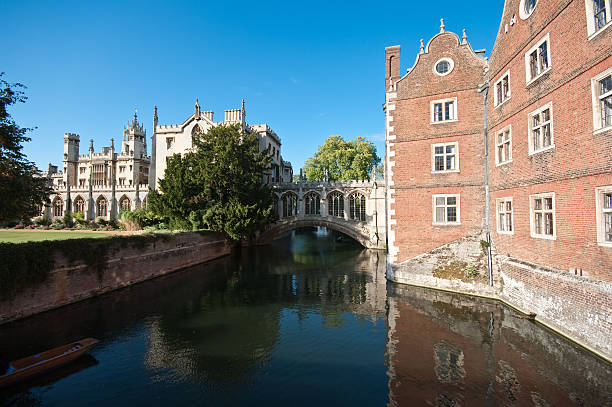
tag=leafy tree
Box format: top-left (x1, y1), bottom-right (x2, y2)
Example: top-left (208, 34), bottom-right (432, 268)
top-left (0, 73), bottom-right (51, 223)
top-left (303, 135), bottom-right (380, 181)
top-left (149, 123), bottom-right (273, 241)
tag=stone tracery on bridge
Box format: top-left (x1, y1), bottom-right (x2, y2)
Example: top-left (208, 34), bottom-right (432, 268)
top-left (257, 179), bottom-right (386, 249)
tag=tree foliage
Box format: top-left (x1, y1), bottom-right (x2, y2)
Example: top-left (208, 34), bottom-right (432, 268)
top-left (148, 124), bottom-right (273, 241)
top-left (0, 73), bottom-right (51, 223)
top-left (303, 135), bottom-right (380, 181)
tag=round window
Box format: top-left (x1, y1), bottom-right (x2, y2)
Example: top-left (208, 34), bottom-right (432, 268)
top-left (433, 58), bottom-right (454, 76)
top-left (519, 0), bottom-right (537, 19)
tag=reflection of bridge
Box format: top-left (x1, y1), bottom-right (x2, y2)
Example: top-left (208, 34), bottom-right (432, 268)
top-left (257, 179), bottom-right (386, 249)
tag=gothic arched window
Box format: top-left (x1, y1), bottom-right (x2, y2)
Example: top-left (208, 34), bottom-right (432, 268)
top-left (53, 197), bottom-right (64, 217)
top-left (349, 193), bottom-right (366, 222)
top-left (282, 192), bottom-right (298, 218)
top-left (328, 192), bottom-right (344, 218)
top-left (74, 196), bottom-right (85, 214)
top-left (192, 124), bottom-right (202, 144)
top-left (304, 192), bottom-right (320, 215)
top-left (97, 196), bottom-right (108, 217)
top-left (119, 196), bottom-right (131, 212)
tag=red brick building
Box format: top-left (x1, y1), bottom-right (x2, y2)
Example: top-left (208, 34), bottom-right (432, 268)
top-left (384, 23), bottom-right (488, 265)
top-left (384, 1), bottom-right (612, 358)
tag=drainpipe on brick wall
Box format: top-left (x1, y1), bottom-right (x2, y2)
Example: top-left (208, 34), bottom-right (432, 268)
top-left (479, 81), bottom-right (493, 287)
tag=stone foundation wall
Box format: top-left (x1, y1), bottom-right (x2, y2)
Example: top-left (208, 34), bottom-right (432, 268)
top-left (0, 232), bottom-right (230, 325)
top-left (386, 233), bottom-right (498, 298)
top-left (499, 259), bottom-right (612, 359)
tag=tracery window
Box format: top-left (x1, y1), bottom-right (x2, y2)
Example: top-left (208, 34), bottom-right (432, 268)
top-left (53, 197), bottom-right (64, 217)
top-left (74, 196), bottom-right (85, 214)
top-left (191, 125), bottom-right (202, 144)
top-left (97, 196), bottom-right (108, 217)
top-left (282, 192), bottom-right (298, 218)
top-left (328, 192), bottom-right (344, 218)
top-left (120, 196), bottom-right (131, 212)
top-left (304, 192), bottom-right (321, 215)
top-left (349, 193), bottom-right (366, 221)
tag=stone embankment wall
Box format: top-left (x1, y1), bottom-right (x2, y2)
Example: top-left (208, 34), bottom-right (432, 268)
top-left (0, 232), bottom-right (230, 325)
top-left (387, 236), bottom-right (612, 361)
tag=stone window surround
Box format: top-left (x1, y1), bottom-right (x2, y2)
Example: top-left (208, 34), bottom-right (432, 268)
top-left (432, 194), bottom-right (461, 225)
top-left (494, 70), bottom-right (511, 108)
top-left (529, 192), bottom-right (556, 240)
top-left (591, 66), bottom-right (612, 134)
top-left (595, 185), bottom-right (612, 247)
top-left (519, 0), bottom-right (538, 20)
top-left (433, 57), bottom-right (455, 77)
top-left (524, 33), bottom-right (551, 85)
top-left (495, 125), bottom-right (513, 166)
top-left (585, 0), bottom-right (612, 39)
top-left (430, 97), bottom-right (458, 124)
top-left (496, 197), bottom-right (514, 235)
top-left (528, 101), bottom-right (555, 155)
top-left (431, 141), bottom-right (460, 173)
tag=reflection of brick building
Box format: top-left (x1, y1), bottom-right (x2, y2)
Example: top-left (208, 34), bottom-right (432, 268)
top-left (384, 1), bottom-right (611, 358)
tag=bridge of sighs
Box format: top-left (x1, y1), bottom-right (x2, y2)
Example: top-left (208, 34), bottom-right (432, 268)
top-left (256, 179), bottom-right (386, 249)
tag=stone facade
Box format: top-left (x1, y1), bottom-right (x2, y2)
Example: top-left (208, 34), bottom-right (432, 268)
top-left (151, 99), bottom-right (292, 190)
top-left (384, 1), bottom-right (612, 359)
top-left (42, 113), bottom-right (150, 220)
top-left (43, 100), bottom-right (292, 220)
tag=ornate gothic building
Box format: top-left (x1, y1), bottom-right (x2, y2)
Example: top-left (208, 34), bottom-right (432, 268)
top-left (43, 100), bottom-right (292, 220)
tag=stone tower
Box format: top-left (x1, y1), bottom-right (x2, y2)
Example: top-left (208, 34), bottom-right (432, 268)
top-left (123, 110), bottom-right (147, 159)
top-left (63, 132), bottom-right (79, 186)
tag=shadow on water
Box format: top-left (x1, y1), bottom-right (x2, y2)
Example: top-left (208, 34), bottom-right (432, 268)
top-left (1, 228), bottom-right (610, 406)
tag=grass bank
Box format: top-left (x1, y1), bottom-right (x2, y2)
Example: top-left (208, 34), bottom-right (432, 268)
top-left (0, 230), bottom-right (115, 243)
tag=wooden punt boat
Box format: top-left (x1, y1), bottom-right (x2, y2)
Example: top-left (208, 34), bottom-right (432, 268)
top-left (0, 338), bottom-right (99, 388)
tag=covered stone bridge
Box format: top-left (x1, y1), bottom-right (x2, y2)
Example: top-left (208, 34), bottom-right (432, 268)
top-left (256, 179), bottom-right (386, 250)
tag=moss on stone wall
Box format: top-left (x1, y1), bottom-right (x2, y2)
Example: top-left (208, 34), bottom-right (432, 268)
top-left (0, 233), bottom-right (179, 301)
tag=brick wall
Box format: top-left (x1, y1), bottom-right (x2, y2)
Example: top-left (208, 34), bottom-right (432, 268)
top-left (487, 0), bottom-right (612, 280)
top-left (385, 30), bottom-right (487, 263)
top-left (0, 232), bottom-right (231, 324)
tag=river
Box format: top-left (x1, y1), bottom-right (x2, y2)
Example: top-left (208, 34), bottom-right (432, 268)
top-left (1, 229), bottom-right (610, 406)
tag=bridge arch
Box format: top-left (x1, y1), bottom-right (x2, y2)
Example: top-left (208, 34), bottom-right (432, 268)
top-left (256, 217), bottom-right (373, 248)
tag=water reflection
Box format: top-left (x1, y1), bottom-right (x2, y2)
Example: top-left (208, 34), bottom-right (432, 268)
top-left (386, 284), bottom-right (612, 406)
top-left (0, 228), bottom-right (610, 406)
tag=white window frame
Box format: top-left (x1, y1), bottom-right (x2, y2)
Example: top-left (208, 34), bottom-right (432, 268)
top-left (495, 125), bottom-right (513, 166)
top-left (530, 193), bottom-right (556, 240)
top-left (519, 0), bottom-right (538, 20)
top-left (528, 102), bottom-right (554, 154)
top-left (524, 33), bottom-right (551, 85)
top-left (595, 186), bottom-right (612, 247)
top-left (591, 67), bottom-right (612, 134)
top-left (430, 97), bottom-right (458, 124)
top-left (431, 142), bottom-right (459, 173)
top-left (585, 0), bottom-right (612, 39)
top-left (494, 70), bottom-right (511, 107)
top-left (432, 194), bottom-right (461, 225)
top-left (433, 58), bottom-right (455, 77)
top-left (496, 197), bottom-right (514, 235)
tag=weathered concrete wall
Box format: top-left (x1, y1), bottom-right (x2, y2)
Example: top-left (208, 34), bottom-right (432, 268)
top-left (0, 232), bottom-right (230, 325)
top-left (499, 259), bottom-right (612, 360)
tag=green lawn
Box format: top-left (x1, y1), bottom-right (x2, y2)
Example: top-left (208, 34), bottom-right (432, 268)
top-left (0, 230), bottom-right (114, 243)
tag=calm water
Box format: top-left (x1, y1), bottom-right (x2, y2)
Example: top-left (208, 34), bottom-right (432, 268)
top-left (1, 229), bottom-right (611, 406)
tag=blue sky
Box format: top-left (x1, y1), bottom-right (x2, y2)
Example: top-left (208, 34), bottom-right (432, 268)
top-left (2, 0), bottom-right (503, 172)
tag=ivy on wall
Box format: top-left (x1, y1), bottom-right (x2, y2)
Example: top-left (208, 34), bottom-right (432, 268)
top-left (0, 233), bottom-right (200, 301)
